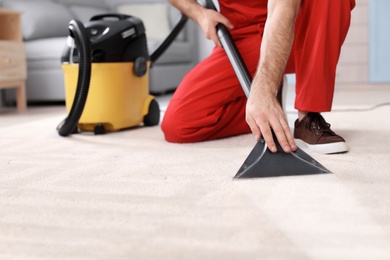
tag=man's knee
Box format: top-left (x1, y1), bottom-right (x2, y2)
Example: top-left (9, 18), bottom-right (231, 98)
top-left (161, 116), bottom-right (181, 143)
top-left (161, 114), bottom-right (198, 143)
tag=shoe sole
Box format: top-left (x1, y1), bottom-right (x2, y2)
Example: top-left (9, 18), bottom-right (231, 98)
top-left (295, 139), bottom-right (349, 154)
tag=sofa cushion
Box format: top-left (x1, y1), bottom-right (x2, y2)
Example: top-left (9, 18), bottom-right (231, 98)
top-left (167, 5), bottom-right (185, 41)
top-left (68, 5), bottom-right (110, 23)
top-left (147, 40), bottom-right (193, 64)
top-left (54, 0), bottom-right (107, 9)
top-left (116, 3), bottom-right (170, 41)
top-left (25, 37), bottom-right (68, 61)
top-left (2, 0), bottom-right (74, 40)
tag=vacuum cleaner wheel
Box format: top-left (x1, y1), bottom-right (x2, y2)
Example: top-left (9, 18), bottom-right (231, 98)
top-left (94, 123), bottom-right (106, 135)
top-left (143, 99), bottom-right (160, 126)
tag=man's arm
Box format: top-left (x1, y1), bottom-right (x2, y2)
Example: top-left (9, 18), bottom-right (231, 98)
top-left (246, 0), bottom-right (301, 153)
top-left (168, 0), bottom-right (233, 46)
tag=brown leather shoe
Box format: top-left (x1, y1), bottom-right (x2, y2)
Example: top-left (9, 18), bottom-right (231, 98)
top-left (294, 112), bottom-right (348, 154)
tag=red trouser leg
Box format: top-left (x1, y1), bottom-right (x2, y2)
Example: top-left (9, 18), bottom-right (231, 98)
top-left (288, 0), bottom-right (356, 112)
top-left (161, 30), bottom-right (261, 143)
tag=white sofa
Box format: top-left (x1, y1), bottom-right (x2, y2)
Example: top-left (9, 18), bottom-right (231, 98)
top-left (1, 0), bottom-right (199, 103)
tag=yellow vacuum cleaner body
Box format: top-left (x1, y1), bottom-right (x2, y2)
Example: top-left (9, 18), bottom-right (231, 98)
top-left (62, 62), bottom-right (154, 132)
top-left (59, 14), bottom-right (160, 136)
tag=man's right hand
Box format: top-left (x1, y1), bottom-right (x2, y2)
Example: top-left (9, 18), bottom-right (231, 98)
top-left (168, 0), bottom-right (233, 47)
top-left (246, 88), bottom-right (297, 153)
top-left (194, 9), bottom-right (233, 47)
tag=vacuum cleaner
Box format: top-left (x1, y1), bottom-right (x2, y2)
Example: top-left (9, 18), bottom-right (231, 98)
top-left (57, 13), bottom-right (187, 136)
top-left (205, 0), bottom-right (331, 178)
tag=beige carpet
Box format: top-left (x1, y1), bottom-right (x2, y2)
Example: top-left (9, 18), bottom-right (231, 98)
top-left (1, 89), bottom-right (390, 259)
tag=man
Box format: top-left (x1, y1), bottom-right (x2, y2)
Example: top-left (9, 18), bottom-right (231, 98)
top-left (161, 0), bottom-right (355, 154)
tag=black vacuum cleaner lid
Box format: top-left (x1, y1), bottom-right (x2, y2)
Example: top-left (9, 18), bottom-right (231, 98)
top-left (61, 13), bottom-right (150, 63)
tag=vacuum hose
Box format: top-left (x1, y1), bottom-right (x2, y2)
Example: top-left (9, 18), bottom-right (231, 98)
top-left (57, 20), bottom-right (91, 137)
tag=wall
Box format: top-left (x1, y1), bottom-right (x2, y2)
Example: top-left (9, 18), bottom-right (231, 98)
top-left (369, 0), bottom-right (390, 83)
top-left (336, 0), bottom-right (369, 84)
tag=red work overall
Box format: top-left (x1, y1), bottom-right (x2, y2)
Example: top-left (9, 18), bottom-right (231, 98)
top-left (161, 0), bottom-right (356, 143)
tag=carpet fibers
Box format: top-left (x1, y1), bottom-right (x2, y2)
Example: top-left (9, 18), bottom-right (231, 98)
top-left (1, 101), bottom-right (390, 259)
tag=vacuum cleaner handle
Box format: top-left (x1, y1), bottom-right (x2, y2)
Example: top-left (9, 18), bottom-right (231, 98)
top-left (205, 0), bottom-right (252, 97)
top-left (149, 14), bottom-right (188, 65)
top-left (90, 13), bottom-right (131, 21)
top-left (216, 24), bottom-right (252, 97)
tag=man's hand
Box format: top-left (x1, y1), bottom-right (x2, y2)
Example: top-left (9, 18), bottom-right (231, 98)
top-left (246, 89), bottom-right (296, 153)
top-left (195, 9), bottom-right (233, 46)
top-left (246, 0), bottom-right (301, 153)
